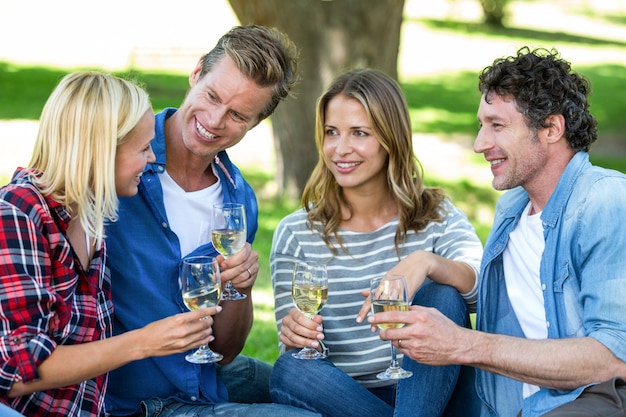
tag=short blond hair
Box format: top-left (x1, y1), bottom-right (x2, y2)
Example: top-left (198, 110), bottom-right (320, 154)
top-left (199, 25), bottom-right (299, 123)
top-left (28, 71), bottom-right (151, 247)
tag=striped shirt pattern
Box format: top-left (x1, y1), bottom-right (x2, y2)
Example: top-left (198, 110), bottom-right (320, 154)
top-left (271, 199), bottom-right (482, 388)
top-left (0, 168), bottom-right (112, 416)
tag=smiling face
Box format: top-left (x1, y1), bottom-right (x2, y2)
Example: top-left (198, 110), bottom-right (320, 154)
top-left (475, 94), bottom-right (549, 192)
top-left (114, 109), bottom-right (155, 196)
top-left (323, 95), bottom-right (388, 192)
top-left (178, 55), bottom-right (273, 159)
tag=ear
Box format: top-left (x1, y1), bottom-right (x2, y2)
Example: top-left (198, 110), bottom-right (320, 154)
top-left (545, 114), bottom-right (566, 144)
top-left (189, 59), bottom-right (203, 87)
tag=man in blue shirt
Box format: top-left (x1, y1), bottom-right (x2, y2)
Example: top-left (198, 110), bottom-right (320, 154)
top-left (104, 26), bottom-right (319, 417)
top-left (369, 47), bottom-right (626, 416)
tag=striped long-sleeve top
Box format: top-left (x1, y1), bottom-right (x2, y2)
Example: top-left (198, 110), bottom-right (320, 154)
top-left (270, 199), bottom-right (483, 388)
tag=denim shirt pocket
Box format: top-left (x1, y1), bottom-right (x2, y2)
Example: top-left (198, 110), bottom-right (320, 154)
top-left (552, 261), bottom-right (584, 337)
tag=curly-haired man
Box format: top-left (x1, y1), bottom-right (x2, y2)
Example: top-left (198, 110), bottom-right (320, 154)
top-left (368, 47), bottom-right (626, 416)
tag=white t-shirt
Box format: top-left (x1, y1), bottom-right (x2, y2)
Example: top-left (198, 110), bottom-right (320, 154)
top-left (160, 168), bottom-right (223, 257)
top-left (502, 201), bottom-right (546, 398)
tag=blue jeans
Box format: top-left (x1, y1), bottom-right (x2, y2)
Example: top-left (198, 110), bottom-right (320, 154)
top-left (215, 355), bottom-right (273, 403)
top-left (270, 282), bottom-right (480, 417)
top-left (138, 397), bottom-right (320, 417)
top-left (0, 403), bottom-right (26, 417)
top-left (133, 356), bottom-right (320, 417)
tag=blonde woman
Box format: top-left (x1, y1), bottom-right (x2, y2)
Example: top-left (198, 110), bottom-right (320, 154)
top-left (270, 68), bottom-right (483, 417)
top-left (0, 72), bottom-right (219, 416)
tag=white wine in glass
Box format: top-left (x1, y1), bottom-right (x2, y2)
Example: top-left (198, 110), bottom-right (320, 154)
top-left (292, 261), bottom-right (329, 360)
top-left (370, 274), bottom-right (413, 380)
top-left (181, 256), bottom-right (223, 363)
top-left (371, 300), bottom-right (409, 329)
top-left (212, 229), bottom-right (246, 258)
top-left (183, 285), bottom-right (221, 311)
top-left (212, 203), bottom-right (247, 301)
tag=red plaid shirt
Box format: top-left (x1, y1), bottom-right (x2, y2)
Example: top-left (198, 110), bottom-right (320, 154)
top-left (0, 169), bottom-right (113, 416)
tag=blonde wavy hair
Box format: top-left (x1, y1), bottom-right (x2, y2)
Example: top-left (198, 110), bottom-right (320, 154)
top-left (302, 68), bottom-right (446, 255)
top-left (28, 71), bottom-right (151, 247)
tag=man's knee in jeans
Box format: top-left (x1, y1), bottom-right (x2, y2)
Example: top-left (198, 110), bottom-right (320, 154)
top-left (413, 281), bottom-right (468, 327)
top-left (216, 355), bottom-right (273, 403)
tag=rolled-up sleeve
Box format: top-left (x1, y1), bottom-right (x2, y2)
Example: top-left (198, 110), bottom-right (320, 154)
top-left (576, 178), bottom-right (626, 362)
top-left (0, 199), bottom-right (60, 393)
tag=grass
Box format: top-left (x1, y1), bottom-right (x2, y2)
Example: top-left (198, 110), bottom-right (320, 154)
top-left (1, 3), bottom-right (626, 364)
top-left (0, 62), bottom-right (190, 119)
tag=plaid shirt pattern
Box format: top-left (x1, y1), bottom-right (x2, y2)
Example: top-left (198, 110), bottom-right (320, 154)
top-left (0, 169), bottom-right (112, 416)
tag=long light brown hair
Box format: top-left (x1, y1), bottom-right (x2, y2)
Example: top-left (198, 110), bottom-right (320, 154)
top-left (302, 68), bottom-right (446, 254)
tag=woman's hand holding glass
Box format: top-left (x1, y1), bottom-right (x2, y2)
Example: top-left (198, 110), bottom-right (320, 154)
top-left (282, 261), bottom-right (329, 360)
top-left (136, 305), bottom-right (219, 358)
top-left (181, 256), bottom-right (223, 363)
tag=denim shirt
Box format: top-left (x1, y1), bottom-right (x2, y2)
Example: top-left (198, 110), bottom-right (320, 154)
top-left (475, 152), bottom-right (626, 417)
top-left (104, 108), bottom-right (259, 415)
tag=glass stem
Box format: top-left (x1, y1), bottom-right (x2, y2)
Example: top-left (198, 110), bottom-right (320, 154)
top-left (302, 313), bottom-right (316, 352)
top-left (389, 341), bottom-right (400, 369)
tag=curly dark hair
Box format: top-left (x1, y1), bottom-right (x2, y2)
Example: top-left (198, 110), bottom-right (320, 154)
top-left (478, 46), bottom-right (597, 152)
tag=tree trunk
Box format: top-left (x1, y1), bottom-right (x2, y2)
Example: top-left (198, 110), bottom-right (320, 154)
top-left (479, 0), bottom-right (509, 27)
top-left (228, 0), bottom-right (405, 199)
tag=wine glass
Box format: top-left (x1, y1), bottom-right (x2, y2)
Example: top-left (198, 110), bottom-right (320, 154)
top-left (181, 256), bottom-right (223, 363)
top-left (291, 261), bottom-right (329, 360)
top-left (370, 274), bottom-right (413, 380)
top-left (212, 203), bottom-right (247, 301)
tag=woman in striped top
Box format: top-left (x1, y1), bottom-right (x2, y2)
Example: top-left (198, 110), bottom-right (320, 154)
top-left (270, 68), bottom-right (483, 417)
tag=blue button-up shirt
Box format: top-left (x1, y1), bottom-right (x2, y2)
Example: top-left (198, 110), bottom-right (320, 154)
top-left (104, 108), bottom-right (259, 415)
top-left (475, 152), bottom-right (626, 416)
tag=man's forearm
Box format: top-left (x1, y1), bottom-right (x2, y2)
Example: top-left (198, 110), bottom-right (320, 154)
top-left (465, 332), bottom-right (626, 390)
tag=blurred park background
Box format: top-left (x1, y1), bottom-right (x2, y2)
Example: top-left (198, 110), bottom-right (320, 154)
top-left (1, 0), bottom-right (625, 362)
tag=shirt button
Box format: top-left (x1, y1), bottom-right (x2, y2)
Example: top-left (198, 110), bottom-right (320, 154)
top-left (158, 166), bottom-right (164, 172)
top-left (12, 337), bottom-right (21, 344)
top-left (541, 284), bottom-right (546, 290)
top-left (161, 222), bottom-right (168, 229)
top-left (546, 321), bottom-right (550, 328)
top-left (190, 396), bottom-right (198, 401)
